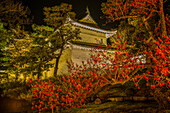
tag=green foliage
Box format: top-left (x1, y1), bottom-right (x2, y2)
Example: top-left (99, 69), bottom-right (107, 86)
top-left (0, 0), bottom-right (32, 29)
top-left (36, 3), bottom-right (80, 76)
top-left (28, 24), bottom-right (80, 77)
top-left (0, 2), bottom-right (81, 102)
top-left (44, 3), bottom-right (76, 28)
top-left (0, 79), bottom-right (29, 99)
top-left (19, 25), bottom-right (55, 78)
top-left (0, 2), bottom-right (80, 80)
top-left (0, 22), bottom-right (9, 48)
top-left (0, 22), bottom-right (11, 71)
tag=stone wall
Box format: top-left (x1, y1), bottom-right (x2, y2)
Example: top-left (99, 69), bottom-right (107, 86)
top-left (71, 48), bottom-right (91, 66)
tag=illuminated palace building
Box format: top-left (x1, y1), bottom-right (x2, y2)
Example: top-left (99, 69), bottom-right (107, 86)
top-left (47, 7), bottom-right (117, 76)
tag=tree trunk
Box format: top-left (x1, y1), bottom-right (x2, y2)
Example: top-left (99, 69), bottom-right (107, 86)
top-left (37, 63), bottom-right (42, 79)
top-left (159, 0), bottom-right (167, 37)
top-left (142, 17), bottom-right (154, 43)
top-left (23, 73), bottom-right (26, 84)
top-left (7, 73), bottom-right (9, 83)
top-left (15, 71), bottom-right (18, 82)
top-left (53, 47), bottom-right (63, 77)
top-left (53, 36), bottom-right (65, 77)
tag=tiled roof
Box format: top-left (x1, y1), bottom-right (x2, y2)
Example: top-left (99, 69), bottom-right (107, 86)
top-left (79, 14), bottom-right (98, 25)
top-left (71, 40), bottom-right (106, 48)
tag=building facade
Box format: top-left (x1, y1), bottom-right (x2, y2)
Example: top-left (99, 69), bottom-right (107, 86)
top-left (46, 8), bottom-right (117, 76)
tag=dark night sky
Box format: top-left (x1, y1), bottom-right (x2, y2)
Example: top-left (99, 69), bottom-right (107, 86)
top-left (22, 0), bottom-right (117, 29)
top-left (22, 0), bottom-right (169, 30)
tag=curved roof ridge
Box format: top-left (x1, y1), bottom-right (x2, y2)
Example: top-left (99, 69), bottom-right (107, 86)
top-left (79, 6), bottom-right (98, 25)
